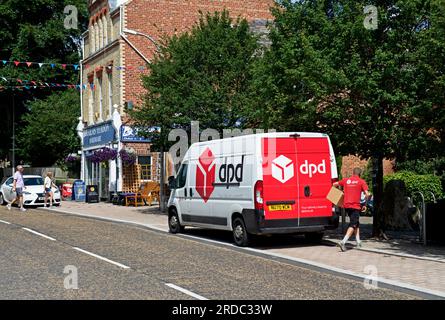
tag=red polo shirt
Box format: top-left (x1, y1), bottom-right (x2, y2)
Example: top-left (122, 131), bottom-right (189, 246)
top-left (338, 176), bottom-right (368, 210)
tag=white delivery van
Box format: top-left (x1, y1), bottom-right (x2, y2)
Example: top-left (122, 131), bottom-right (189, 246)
top-left (167, 132), bottom-right (339, 246)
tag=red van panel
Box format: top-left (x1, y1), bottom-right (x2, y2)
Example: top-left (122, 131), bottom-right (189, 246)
top-left (262, 137), bottom-right (333, 221)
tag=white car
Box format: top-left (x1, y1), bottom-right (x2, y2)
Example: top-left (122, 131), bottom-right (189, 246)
top-left (0, 175), bottom-right (61, 207)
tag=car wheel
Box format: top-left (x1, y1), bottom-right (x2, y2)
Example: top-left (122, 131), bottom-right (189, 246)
top-left (304, 232), bottom-right (324, 243)
top-left (232, 217), bottom-right (250, 247)
top-left (0, 193), bottom-right (5, 205)
top-left (168, 208), bottom-right (184, 234)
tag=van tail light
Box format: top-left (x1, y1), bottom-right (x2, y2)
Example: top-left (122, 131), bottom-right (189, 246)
top-left (254, 180), bottom-right (264, 211)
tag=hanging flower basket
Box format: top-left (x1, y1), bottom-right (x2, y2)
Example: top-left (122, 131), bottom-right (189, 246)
top-left (119, 148), bottom-right (136, 166)
top-left (65, 154), bottom-right (80, 163)
top-left (87, 147), bottom-right (118, 164)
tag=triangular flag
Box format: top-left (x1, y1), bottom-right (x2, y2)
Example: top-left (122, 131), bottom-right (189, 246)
top-left (61, 64), bottom-right (67, 70)
top-left (74, 65), bottom-right (79, 70)
top-left (26, 62), bottom-right (32, 67)
top-left (31, 81), bottom-right (37, 86)
top-left (1, 77), bottom-right (6, 81)
top-left (17, 79), bottom-right (23, 84)
top-left (14, 61), bottom-right (20, 67)
top-left (38, 63), bottom-right (44, 68)
top-left (51, 64), bottom-right (55, 69)
top-left (2, 60), bottom-right (7, 65)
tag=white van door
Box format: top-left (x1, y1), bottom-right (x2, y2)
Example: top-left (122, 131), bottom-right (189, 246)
top-left (185, 148), bottom-right (215, 225)
top-left (175, 161), bottom-right (190, 217)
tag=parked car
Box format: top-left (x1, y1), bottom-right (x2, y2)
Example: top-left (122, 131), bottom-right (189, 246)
top-left (167, 132), bottom-right (339, 246)
top-left (0, 175), bottom-right (61, 207)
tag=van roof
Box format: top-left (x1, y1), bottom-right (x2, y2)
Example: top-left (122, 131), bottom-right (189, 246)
top-left (189, 132), bottom-right (329, 148)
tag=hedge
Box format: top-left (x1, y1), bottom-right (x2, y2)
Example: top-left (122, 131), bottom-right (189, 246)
top-left (383, 171), bottom-right (444, 203)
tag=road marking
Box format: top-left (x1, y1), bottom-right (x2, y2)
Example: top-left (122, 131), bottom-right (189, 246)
top-left (73, 247), bottom-right (130, 269)
top-left (165, 283), bottom-right (208, 300)
top-left (0, 219), bottom-right (11, 225)
top-left (42, 206), bottom-right (445, 298)
top-left (22, 228), bottom-right (56, 241)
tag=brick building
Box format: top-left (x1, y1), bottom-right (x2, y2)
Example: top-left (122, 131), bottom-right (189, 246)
top-left (77, 0), bottom-right (274, 199)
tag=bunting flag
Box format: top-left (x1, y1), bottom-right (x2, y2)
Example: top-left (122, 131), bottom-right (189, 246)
top-left (0, 59), bottom-right (80, 71)
top-left (0, 76), bottom-right (86, 91)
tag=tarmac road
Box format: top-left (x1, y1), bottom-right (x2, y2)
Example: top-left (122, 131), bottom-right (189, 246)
top-left (0, 207), bottom-right (420, 300)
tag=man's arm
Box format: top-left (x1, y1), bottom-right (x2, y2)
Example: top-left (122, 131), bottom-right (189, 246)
top-left (12, 178), bottom-right (16, 191)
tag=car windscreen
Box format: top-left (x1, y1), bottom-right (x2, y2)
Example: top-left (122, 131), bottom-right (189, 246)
top-left (24, 177), bottom-right (44, 185)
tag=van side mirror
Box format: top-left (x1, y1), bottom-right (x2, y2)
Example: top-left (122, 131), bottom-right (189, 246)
top-left (168, 176), bottom-right (176, 189)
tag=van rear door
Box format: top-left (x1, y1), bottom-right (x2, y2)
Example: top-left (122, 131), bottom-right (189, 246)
top-left (295, 137), bottom-right (332, 218)
top-left (262, 136), bottom-right (332, 222)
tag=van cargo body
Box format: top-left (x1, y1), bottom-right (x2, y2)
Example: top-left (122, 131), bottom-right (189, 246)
top-left (168, 132), bottom-right (339, 246)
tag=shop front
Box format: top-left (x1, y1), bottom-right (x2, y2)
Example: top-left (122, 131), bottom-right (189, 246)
top-left (82, 120), bottom-right (118, 201)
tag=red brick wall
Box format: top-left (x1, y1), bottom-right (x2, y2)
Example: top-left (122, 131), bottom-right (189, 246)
top-left (341, 155), bottom-right (395, 179)
top-left (122, 0), bottom-right (274, 112)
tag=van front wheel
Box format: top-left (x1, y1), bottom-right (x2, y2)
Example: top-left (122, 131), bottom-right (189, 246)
top-left (232, 217), bottom-right (250, 247)
top-left (169, 209), bottom-right (184, 234)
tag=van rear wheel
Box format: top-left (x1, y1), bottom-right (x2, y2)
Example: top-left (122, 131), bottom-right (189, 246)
top-left (169, 209), bottom-right (184, 234)
top-left (232, 217), bottom-right (250, 247)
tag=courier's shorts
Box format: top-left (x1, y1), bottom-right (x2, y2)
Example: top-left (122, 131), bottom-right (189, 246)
top-left (346, 208), bottom-right (360, 229)
top-left (15, 187), bottom-right (23, 196)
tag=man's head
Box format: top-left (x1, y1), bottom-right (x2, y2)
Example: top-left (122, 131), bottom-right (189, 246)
top-left (352, 167), bottom-right (362, 177)
top-left (47, 172), bottom-right (53, 178)
top-left (16, 165), bottom-right (24, 173)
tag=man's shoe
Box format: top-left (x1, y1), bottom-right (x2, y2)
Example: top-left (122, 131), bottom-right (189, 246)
top-left (337, 242), bottom-right (347, 252)
top-left (20, 207), bottom-right (27, 212)
top-left (356, 242), bottom-right (363, 249)
top-left (6, 203), bottom-right (11, 211)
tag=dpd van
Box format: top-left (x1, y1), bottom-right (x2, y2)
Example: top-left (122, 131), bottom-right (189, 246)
top-left (167, 132), bottom-right (339, 246)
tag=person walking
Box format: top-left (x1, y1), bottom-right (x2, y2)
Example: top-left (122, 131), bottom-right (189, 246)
top-left (333, 167), bottom-right (370, 252)
top-left (43, 172), bottom-right (57, 208)
top-left (6, 165), bottom-right (27, 212)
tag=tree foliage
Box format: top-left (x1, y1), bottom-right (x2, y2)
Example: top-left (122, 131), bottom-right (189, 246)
top-left (18, 90), bottom-right (81, 166)
top-left (248, 0), bottom-right (445, 235)
top-left (130, 10), bottom-right (259, 150)
top-left (0, 0), bottom-right (88, 160)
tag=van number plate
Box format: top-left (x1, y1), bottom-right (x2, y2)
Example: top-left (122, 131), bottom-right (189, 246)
top-left (268, 204), bottom-right (292, 211)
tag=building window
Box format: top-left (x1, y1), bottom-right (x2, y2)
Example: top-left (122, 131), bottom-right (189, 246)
top-left (98, 77), bottom-right (103, 121)
top-left (88, 81), bottom-right (95, 124)
top-left (139, 156), bottom-right (152, 181)
top-left (95, 23), bottom-right (99, 52)
top-left (108, 72), bottom-right (113, 118)
top-left (103, 16), bottom-right (108, 45)
top-left (99, 18), bottom-right (104, 49)
top-left (90, 25), bottom-right (95, 52)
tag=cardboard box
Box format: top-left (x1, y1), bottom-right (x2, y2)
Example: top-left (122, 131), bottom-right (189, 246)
top-left (326, 186), bottom-right (344, 207)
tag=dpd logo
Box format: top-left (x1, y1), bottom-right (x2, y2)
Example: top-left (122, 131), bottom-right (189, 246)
top-left (299, 160), bottom-right (326, 178)
top-left (272, 155), bottom-right (294, 183)
top-left (196, 148), bottom-right (216, 203)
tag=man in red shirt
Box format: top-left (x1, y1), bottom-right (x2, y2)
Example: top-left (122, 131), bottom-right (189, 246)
top-left (333, 168), bottom-right (370, 252)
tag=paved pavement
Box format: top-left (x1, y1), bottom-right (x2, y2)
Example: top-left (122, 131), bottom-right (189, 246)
top-left (41, 201), bottom-right (445, 297)
top-left (0, 207), bottom-right (418, 300)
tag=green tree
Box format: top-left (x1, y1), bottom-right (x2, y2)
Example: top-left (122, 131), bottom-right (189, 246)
top-left (130, 10), bottom-right (259, 150)
top-left (249, 0), bottom-right (445, 237)
top-left (0, 0), bottom-right (88, 161)
top-left (18, 90), bottom-right (81, 166)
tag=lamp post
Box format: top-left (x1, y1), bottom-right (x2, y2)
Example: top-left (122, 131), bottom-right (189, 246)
top-left (123, 29), bottom-right (161, 52)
